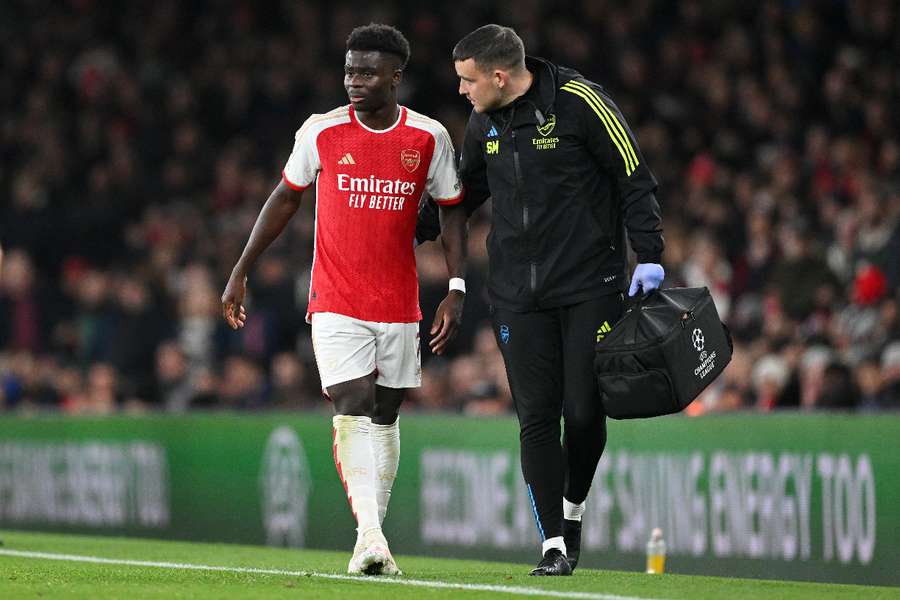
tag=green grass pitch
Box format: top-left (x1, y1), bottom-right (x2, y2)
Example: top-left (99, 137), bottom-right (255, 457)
top-left (0, 530), bottom-right (897, 599)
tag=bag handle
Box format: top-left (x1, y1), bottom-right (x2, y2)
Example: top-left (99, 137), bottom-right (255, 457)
top-left (625, 288), bottom-right (657, 311)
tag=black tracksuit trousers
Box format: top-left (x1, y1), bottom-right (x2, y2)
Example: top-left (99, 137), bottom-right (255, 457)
top-left (492, 294), bottom-right (624, 542)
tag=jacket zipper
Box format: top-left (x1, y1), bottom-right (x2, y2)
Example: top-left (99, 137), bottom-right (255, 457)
top-left (510, 129), bottom-right (537, 295)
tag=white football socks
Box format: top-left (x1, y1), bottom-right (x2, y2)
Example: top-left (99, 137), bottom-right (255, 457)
top-left (332, 415), bottom-right (380, 535)
top-left (370, 416), bottom-right (400, 525)
top-left (564, 498), bottom-right (586, 521)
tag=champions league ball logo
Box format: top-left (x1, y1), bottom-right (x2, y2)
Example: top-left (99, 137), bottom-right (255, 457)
top-left (692, 328), bottom-right (705, 352)
top-left (260, 426), bottom-right (313, 547)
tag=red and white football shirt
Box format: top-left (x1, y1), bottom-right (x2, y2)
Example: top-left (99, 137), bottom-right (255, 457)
top-left (282, 105), bottom-right (462, 323)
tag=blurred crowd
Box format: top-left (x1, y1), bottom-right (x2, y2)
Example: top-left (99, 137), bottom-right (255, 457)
top-left (1, 0), bottom-right (898, 415)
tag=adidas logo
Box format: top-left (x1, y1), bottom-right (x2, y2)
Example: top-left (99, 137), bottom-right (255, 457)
top-left (337, 153), bottom-right (356, 165)
top-left (596, 321), bottom-right (612, 342)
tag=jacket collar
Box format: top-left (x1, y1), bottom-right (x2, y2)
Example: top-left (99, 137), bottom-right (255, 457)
top-left (522, 56), bottom-right (559, 115)
top-left (487, 56), bottom-right (561, 131)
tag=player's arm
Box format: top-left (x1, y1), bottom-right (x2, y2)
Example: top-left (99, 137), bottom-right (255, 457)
top-left (425, 123), bottom-right (470, 355)
top-left (221, 180), bottom-right (303, 330)
top-left (429, 202), bottom-right (468, 355)
top-left (223, 120), bottom-right (319, 329)
top-left (415, 111), bottom-right (489, 245)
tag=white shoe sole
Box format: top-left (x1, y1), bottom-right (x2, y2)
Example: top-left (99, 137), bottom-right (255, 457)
top-left (351, 544), bottom-right (401, 576)
top-left (359, 545), bottom-right (389, 575)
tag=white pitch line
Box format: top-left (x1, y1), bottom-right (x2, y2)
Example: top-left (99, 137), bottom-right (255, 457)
top-left (0, 548), bottom-right (666, 600)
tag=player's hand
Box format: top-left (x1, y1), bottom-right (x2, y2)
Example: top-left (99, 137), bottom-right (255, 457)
top-left (221, 274), bottom-right (248, 330)
top-left (429, 290), bottom-right (465, 355)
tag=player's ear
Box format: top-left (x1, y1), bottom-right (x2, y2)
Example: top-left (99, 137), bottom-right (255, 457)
top-left (392, 69), bottom-right (403, 87)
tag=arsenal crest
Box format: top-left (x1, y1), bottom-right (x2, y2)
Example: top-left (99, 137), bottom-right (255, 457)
top-left (536, 114), bottom-right (556, 137)
top-left (401, 149), bottom-right (421, 172)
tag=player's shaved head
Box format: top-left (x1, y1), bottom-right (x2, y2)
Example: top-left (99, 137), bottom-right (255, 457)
top-left (346, 23), bottom-right (411, 70)
top-left (453, 24), bottom-right (525, 73)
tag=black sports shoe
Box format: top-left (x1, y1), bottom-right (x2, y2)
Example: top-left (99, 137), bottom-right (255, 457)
top-left (529, 548), bottom-right (573, 576)
top-left (563, 519), bottom-right (582, 571)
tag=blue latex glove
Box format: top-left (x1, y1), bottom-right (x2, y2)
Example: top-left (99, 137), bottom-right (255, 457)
top-left (628, 263), bottom-right (665, 297)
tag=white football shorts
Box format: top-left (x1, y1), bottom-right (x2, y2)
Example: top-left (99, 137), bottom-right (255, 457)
top-left (311, 312), bottom-right (421, 390)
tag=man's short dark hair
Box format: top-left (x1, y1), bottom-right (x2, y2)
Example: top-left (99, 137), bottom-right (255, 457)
top-left (452, 24), bottom-right (525, 72)
top-left (346, 23), bottom-right (410, 70)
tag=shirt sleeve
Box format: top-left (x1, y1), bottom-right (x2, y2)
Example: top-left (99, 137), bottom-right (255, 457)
top-left (458, 110), bottom-right (491, 214)
top-left (561, 79), bottom-right (663, 263)
top-left (281, 119), bottom-right (321, 191)
top-left (426, 125), bottom-right (464, 205)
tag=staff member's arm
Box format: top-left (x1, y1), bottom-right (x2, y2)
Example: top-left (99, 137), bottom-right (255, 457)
top-left (567, 81), bottom-right (664, 295)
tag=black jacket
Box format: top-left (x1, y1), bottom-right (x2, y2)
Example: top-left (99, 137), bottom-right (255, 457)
top-left (418, 56), bottom-right (663, 311)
